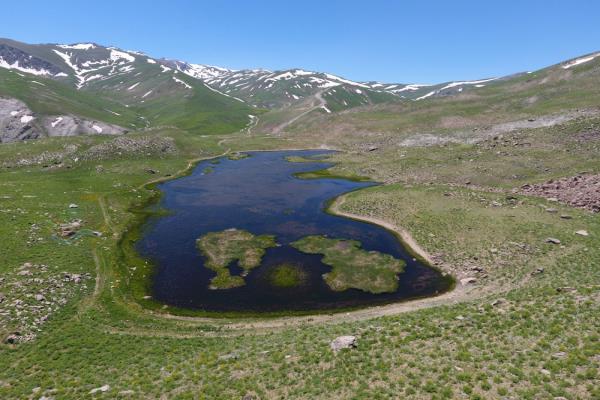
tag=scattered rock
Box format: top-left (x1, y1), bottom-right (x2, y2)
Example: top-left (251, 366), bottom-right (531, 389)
top-left (145, 168), bottom-right (158, 174)
top-left (219, 352), bottom-right (239, 361)
top-left (118, 390), bottom-right (135, 396)
top-left (34, 294), bottom-right (45, 302)
top-left (367, 146), bottom-right (379, 152)
top-left (89, 385), bottom-right (110, 394)
top-left (520, 174), bottom-right (600, 212)
top-left (330, 335), bottom-right (357, 352)
top-left (540, 369), bottom-right (551, 376)
top-left (491, 298), bottom-right (504, 307)
top-left (556, 287), bottom-right (576, 293)
top-left (4, 332), bottom-right (21, 344)
top-left (0, 292), bottom-right (5, 303)
top-left (545, 208), bottom-right (558, 213)
top-left (532, 267), bottom-right (545, 275)
top-left (460, 277), bottom-right (477, 285)
top-left (58, 219), bottom-right (83, 237)
top-left (560, 214), bottom-right (572, 219)
top-left (546, 237), bottom-right (561, 244)
top-left (575, 230), bottom-right (589, 236)
top-left (68, 203), bottom-right (78, 209)
top-left (552, 352), bottom-right (567, 359)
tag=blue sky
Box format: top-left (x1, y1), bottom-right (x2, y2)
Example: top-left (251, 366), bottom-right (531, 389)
top-left (3, 1), bottom-right (600, 83)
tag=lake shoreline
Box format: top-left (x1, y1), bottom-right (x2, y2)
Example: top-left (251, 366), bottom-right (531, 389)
top-left (118, 149), bottom-right (464, 325)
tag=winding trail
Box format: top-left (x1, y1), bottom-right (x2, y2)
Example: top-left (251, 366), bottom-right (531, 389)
top-left (272, 91), bottom-right (327, 135)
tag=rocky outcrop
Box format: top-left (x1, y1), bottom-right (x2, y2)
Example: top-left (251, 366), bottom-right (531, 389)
top-left (1, 96), bottom-right (127, 143)
top-left (0, 97), bottom-right (43, 142)
top-left (41, 115), bottom-right (126, 137)
top-left (520, 174), bottom-right (600, 212)
top-left (330, 335), bottom-right (357, 352)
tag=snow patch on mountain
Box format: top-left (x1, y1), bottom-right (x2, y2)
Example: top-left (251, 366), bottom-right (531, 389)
top-left (0, 58), bottom-right (57, 76)
top-left (562, 53), bottom-right (600, 69)
top-left (438, 78), bottom-right (497, 91)
top-left (57, 43), bottom-right (96, 50)
top-left (416, 78), bottom-right (497, 100)
top-left (52, 47), bottom-right (137, 89)
top-left (172, 76), bottom-right (192, 89)
top-left (51, 117), bottom-right (63, 128)
top-left (324, 73), bottom-right (370, 88)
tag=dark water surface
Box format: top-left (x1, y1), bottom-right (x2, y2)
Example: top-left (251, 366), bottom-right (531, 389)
top-left (136, 150), bottom-right (452, 312)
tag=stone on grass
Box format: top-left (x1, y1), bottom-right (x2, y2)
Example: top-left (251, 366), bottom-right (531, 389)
top-left (89, 384), bottom-right (110, 394)
top-left (460, 277), bottom-right (477, 285)
top-left (4, 332), bottom-right (21, 344)
top-left (545, 237), bottom-right (561, 244)
top-left (330, 335), bottom-right (357, 352)
top-left (575, 230), bottom-right (589, 236)
top-left (532, 267), bottom-right (544, 275)
top-left (218, 352), bottom-right (239, 361)
top-left (68, 203), bottom-right (78, 209)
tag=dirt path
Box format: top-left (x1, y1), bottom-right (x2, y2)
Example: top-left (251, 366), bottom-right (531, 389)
top-left (272, 91), bottom-right (327, 135)
top-left (97, 195), bottom-right (116, 236)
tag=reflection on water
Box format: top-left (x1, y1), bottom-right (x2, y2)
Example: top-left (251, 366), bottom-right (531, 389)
top-left (136, 150), bottom-right (452, 312)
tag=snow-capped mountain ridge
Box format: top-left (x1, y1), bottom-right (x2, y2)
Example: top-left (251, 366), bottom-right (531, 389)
top-left (3, 38), bottom-right (599, 111)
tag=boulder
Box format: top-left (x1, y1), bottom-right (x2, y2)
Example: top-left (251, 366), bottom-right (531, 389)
top-left (532, 267), bottom-right (545, 275)
top-left (3, 332), bottom-right (21, 344)
top-left (89, 385), bottom-right (110, 394)
top-left (330, 335), bottom-right (357, 352)
top-left (218, 352), bottom-right (239, 361)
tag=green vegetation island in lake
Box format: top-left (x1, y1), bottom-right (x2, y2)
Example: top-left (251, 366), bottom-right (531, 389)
top-left (196, 229), bottom-right (276, 289)
top-left (291, 235), bottom-right (406, 293)
top-left (267, 263), bottom-right (308, 288)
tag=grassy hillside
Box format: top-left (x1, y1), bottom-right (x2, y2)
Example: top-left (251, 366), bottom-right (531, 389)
top-left (0, 126), bottom-right (598, 398)
top-left (274, 54), bottom-right (600, 142)
top-left (0, 68), bottom-right (140, 127)
top-left (0, 46), bottom-right (599, 399)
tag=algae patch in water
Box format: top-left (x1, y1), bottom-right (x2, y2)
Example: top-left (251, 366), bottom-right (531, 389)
top-left (291, 235), bottom-right (405, 294)
top-left (268, 263), bottom-right (307, 288)
top-left (196, 228), bottom-right (276, 289)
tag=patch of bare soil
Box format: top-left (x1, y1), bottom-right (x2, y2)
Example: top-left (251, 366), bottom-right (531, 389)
top-left (398, 109), bottom-right (600, 147)
top-left (520, 174), bottom-right (600, 212)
